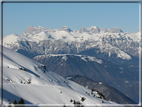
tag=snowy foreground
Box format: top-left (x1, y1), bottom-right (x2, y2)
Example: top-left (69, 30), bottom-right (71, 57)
top-left (0, 46), bottom-right (122, 107)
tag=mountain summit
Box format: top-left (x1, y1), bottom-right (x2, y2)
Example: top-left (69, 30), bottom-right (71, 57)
top-left (24, 26), bottom-right (37, 34)
top-left (59, 26), bottom-right (73, 32)
top-left (109, 27), bottom-right (123, 33)
top-left (86, 26), bottom-right (100, 33)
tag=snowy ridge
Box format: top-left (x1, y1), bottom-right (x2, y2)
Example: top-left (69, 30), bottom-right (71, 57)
top-left (4, 26), bottom-right (140, 43)
top-left (3, 26), bottom-right (139, 60)
top-left (3, 29), bottom-right (139, 44)
top-left (34, 54), bottom-right (103, 64)
top-left (0, 46), bottom-right (122, 106)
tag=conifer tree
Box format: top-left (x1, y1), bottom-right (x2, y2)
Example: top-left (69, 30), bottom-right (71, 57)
top-left (13, 99), bottom-right (17, 107)
top-left (13, 99), bottom-right (17, 104)
top-left (21, 98), bottom-right (25, 104)
top-left (18, 99), bottom-right (21, 104)
top-left (18, 98), bottom-right (25, 107)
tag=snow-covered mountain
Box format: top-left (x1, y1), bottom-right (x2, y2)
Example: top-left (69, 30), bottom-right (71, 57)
top-left (1, 46), bottom-right (121, 106)
top-left (32, 54), bottom-right (139, 103)
top-left (1, 26), bottom-right (140, 105)
top-left (2, 26), bottom-right (140, 61)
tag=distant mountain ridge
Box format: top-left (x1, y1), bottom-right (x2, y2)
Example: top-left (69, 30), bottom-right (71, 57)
top-left (3, 26), bottom-right (139, 62)
top-left (65, 75), bottom-right (136, 104)
top-left (24, 26), bottom-right (123, 34)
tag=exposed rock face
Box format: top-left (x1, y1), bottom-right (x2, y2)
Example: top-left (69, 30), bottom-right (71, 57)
top-left (109, 27), bottom-right (123, 33)
top-left (59, 26), bottom-right (73, 32)
top-left (86, 26), bottom-right (100, 33)
top-left (85, 26), bottom-right (123, 33)
top-left (24, 26), bottom-right (36, 34)
top-left (23, 26), bottom-right (48, 35)
top-left (7, 38), bottom-right (139, 66)
top-left (23, 26), bottom-right (124, 35)
top-left (79, 27), bottom-right (86, 33)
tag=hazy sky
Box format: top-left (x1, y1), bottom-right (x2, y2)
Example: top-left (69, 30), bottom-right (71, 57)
top-left (3, 2), bottom-right (139, 35)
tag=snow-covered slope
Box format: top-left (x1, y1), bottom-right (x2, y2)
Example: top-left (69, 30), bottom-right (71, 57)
top-left (2, 26), bottom-right (140, 60)
top-left (0, 46), bottom-right (121, 106)
top-left (3, 26), bottom-right (140, 44)
top-left (34, 54), bottom-right (103, 64)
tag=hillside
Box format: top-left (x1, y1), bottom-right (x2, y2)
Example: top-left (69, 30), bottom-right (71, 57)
top-left (0, 46), bottom-right (122, 106)
top-left (33, 54), bottom-right (139, 103)
top-left (65, 75), bottom-right (136, 104)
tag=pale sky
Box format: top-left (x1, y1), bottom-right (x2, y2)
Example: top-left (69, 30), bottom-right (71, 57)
top-left (2, 1), bottom-right (140, 35)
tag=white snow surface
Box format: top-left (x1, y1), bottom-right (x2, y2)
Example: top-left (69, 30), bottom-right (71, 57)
top-left (3, 27), bottom-right (140, 44)
top-left (2, 26), bottom-right (139, 60)
top-left (34, 54), bottom-right (103, 64)
top-left (0, 46), bottom-right (122, 106)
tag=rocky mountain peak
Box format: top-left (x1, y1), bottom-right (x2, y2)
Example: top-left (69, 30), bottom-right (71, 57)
top-left (59, 26), bottom-right (72, 32)
top-left (86, 26), bottom-right (100, 33)
top-left (79, 27), bottom-right (86, 33)
top-left (23, 26), bottom-right (124, 35)
top-left (109, 27), bottom-right (123, 33)
top-left (24, 26), bottom-right (37, 34)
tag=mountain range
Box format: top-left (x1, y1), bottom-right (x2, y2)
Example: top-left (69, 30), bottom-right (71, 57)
top-left (2, 26), bottom-right (140, 103)
top-left (3, 26), bottom-right (139, 60)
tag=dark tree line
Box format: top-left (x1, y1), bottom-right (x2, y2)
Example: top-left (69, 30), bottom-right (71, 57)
top-left (13, 98), bottom-right (25, 107)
